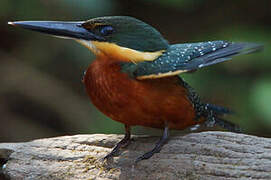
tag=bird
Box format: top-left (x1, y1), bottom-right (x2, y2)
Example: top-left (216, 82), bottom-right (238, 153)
top-left (9, 16), bottom-right (262, 163)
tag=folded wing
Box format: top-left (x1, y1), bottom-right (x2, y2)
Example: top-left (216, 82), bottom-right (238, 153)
top-left (121, 41), bottom-right (262, 79)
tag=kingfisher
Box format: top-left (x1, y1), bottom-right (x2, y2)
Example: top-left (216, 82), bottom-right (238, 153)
top-left (9, 16), bottom-right (262, 163)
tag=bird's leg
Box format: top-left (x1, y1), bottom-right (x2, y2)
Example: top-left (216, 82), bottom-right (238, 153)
top-left (103, 124), bottom-right (131, 160)
top-left (135, 125), bottom-right (169, 163)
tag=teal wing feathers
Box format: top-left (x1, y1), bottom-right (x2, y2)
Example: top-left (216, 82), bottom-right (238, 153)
top-left (121, 40), bottom-right (262, 79)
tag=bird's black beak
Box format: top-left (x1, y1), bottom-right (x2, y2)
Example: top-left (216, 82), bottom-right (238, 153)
top-left (8, 21), bottom-right (105, 41)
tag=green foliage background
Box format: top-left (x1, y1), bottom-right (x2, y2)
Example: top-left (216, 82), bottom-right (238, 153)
top-left (0, 0), bottom-right (270, 141)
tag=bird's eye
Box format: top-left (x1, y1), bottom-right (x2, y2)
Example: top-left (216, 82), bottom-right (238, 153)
top-left (100, 26), bottom-right (114, 36)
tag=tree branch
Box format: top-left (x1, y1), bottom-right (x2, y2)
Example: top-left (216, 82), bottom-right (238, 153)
top-left (1, 132), bottom-right (271, 179)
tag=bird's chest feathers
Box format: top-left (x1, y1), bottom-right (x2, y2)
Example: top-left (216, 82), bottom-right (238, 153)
top-left (83, 58), bottom-right (134, 114)
top-left (83, 56), bottom-right (198, 128)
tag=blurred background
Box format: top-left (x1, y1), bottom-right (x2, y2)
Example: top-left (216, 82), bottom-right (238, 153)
top-left (0, 0), bottom-right (270, 142)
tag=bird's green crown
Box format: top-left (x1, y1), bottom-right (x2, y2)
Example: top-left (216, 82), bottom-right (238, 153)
top-left (81, 16), bottom-right (169, 52)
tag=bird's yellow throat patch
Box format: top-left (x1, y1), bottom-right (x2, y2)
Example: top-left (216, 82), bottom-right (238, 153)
top-left (76, 40), bottom-right (164, 63)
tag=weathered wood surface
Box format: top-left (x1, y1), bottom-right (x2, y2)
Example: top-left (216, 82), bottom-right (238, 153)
top-left (0, 132), bottom-right (271, 180)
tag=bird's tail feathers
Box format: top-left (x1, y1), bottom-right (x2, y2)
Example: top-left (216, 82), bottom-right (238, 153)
top-left (205, 103), bottom-right (233, 115)
top-left (214, 117), bottom-right (242, 133)
top-left (202, 103), bottom-right (241, 133)
top-left (196, 42), bottom-right (263, 69)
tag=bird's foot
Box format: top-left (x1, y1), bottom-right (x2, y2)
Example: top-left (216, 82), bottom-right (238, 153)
top-left (135, 126), bottom-right (169, 164)
top-left (103, 137), bottom-right (131, 161)
top-left (135, 147), bottom-right (160, 164)
top-left (103, 125), bottom-right (131, 161)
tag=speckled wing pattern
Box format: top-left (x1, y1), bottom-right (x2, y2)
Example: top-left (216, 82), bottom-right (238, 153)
top-left (121, 41), bottom-right (262, 79)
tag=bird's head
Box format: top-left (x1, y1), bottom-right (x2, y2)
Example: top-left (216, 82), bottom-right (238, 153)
top-left (9, 16), bottom-right (169, 62)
